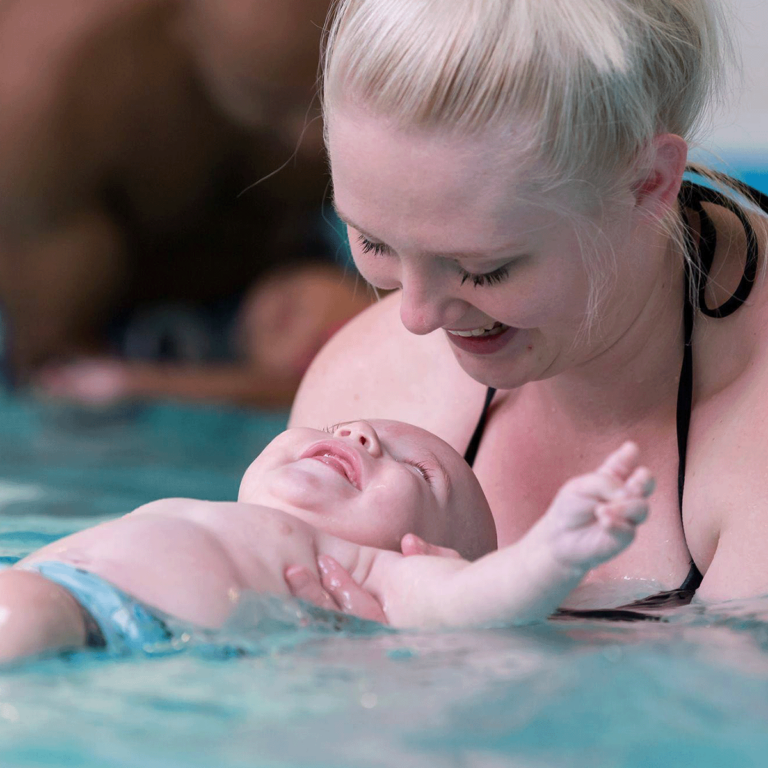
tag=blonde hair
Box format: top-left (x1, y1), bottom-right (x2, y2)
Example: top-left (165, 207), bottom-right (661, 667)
top-left (322, 0), bottom-right (730, 195)
top-left (321, 0), bottom-right (763, 324)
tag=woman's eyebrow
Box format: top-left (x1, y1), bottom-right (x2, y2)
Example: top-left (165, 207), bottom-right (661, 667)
top-left (331, 201), bottom-right (376, 240)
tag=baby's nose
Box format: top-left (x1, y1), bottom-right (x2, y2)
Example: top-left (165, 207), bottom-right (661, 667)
top-left (334, 421), bottom-right (382, 457)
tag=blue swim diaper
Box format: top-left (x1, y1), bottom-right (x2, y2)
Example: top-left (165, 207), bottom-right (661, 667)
top-left (22, 561), bottom-right (172, 654)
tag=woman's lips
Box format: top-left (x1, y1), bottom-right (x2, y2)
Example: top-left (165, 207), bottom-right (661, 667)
top-left (445, 324), bottom-right (517, 355)
top-left (301, 442), bottom-right (362, 489)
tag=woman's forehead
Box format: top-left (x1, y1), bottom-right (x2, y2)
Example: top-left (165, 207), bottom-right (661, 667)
top-left (329, 107), bottom-right (521, 193)
top-left (329, 113), bottom-right (583, 242)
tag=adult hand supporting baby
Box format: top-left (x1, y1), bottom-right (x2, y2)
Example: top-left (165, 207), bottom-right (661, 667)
top-left (284, 535), bottom-right (461, 622)
top-left (284, 556), bottom-right (388, 623)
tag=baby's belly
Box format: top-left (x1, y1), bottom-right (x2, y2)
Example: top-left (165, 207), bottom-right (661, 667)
top-left (22, 506), bottom-right (316, 628)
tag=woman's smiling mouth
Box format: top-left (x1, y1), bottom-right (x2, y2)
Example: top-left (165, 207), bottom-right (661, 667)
top-left (445, 323), bottom-right (516, 354)
top-left (446, 321), bottom-right (509, 338)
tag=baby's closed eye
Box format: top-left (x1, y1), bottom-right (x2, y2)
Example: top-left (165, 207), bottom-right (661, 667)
top-left (402, 459), bottom-right (434, 485)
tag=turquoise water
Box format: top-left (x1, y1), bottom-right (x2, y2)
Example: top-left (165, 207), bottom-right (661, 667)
top-left (695, 156), bottom-right (768, 196)
top-left (2, 395), bottom-right (768, 767)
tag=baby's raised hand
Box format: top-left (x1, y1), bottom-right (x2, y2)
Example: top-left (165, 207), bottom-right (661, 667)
top-left (537, 442), bottom-right (654, 574)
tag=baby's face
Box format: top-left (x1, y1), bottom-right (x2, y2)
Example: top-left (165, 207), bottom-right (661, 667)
top-left (239, 420), bottom-right (496, 559)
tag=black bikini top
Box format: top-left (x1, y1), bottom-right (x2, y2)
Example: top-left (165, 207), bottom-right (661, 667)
top-left (464, 171), bottom-right (767, 619)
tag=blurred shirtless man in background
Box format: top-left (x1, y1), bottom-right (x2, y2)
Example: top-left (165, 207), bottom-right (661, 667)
top-left (0, 0), bottom-right (370, 407)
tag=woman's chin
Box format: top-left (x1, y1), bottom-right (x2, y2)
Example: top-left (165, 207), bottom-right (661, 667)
top-left (450, 346), bottom-right (541, 391)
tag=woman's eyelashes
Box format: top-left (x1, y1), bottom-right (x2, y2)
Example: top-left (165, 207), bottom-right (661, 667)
top-left (357, 234), bottom-right (390, 257)
top-left (355, 234), bottom-right (512, 288)
top-left (459, 265), bottom-right (510, 288)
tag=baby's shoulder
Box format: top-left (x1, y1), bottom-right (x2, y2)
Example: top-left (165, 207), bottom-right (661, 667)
top-left (130, 498), bottom-right (313, 534)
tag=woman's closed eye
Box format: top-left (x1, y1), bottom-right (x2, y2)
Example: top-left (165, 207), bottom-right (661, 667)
top-left (356, 233), bottom-right (513, 288)
top-left (357, 234), bottom-right (390, 257)
top-left (458, 264), bottom-right (511, 288)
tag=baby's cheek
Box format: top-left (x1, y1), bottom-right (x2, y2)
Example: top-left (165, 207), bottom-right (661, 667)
top-left (237, 460), bottom-right (264, 502)
top-left (389, 485), bottom-right (430, 539)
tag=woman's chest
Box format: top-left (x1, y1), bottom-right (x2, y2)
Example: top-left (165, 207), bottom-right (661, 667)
top-left (471, 397), bottom-right (696, 589)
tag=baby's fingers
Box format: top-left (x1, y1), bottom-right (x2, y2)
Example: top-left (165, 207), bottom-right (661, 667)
top-left (624, 466), bottom-right (655, 499)
top-left (597, 441), bottom-right (641, 484)
top-left (596, 498), bottom-right (649, 529)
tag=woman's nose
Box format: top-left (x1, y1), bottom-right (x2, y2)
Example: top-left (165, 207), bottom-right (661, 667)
top-left (399, 276), bottom-right (467, 336)
top-left (333, 421), bottom-right (383, 457)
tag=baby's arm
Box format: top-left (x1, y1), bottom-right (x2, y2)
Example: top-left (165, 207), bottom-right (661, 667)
top-left (366, 443), bottom-right (653, 628)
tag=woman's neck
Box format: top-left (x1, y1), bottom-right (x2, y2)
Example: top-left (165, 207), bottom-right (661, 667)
top-left (537, 238), bottom-right (687, 430)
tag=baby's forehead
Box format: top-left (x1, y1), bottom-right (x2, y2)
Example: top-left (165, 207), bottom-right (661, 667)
top-left (370, 419), bottom-right (458, 457)
top-left (370, 418), bottom-right (438, 441)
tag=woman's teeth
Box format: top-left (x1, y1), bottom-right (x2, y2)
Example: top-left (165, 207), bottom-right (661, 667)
top-left (447, 322), bottom-right (508, 338)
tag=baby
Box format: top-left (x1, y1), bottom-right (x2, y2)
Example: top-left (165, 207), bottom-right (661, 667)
top-left (0, 420), bottom-right (652, 660)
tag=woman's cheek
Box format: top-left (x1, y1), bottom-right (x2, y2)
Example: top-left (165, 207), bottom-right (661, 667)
top-left (496, 273), bottom-right (582, 328)
top-left (351, 254), bottom-right (401, 291)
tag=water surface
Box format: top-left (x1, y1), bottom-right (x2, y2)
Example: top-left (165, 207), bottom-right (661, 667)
top-left (1, 395), bottom-right (767, 768)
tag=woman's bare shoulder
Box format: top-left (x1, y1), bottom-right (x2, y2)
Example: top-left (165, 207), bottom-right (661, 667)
top-left (290, 292), bottom-right (486, 446)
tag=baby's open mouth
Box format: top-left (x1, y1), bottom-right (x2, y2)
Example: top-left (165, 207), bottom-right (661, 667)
top-left (302, 444), bottom-right (362, 490)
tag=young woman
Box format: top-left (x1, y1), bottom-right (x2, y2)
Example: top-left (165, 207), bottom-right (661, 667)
top-left (288, 0), bottom-right (768, 615)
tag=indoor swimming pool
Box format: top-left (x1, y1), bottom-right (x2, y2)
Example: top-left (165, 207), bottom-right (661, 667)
top-left (2, 392), bottom-right (768, 768)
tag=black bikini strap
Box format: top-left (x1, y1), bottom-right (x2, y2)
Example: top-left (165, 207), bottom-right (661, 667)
top-left (677, 204), bottom-right (696, 514)
top-left (679, 180), bottom-right (760, 318)
top-left (673, 174), bottom-right (765, 596)
top-left (464, 386), bottom-right (496, 467)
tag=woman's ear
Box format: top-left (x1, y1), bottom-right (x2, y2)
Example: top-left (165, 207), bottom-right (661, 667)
top-left (631, 134), bottom-right (688, 219)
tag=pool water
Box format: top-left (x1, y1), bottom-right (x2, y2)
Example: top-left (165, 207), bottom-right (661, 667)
top-left (2, 394), bottom-right (768, 767)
